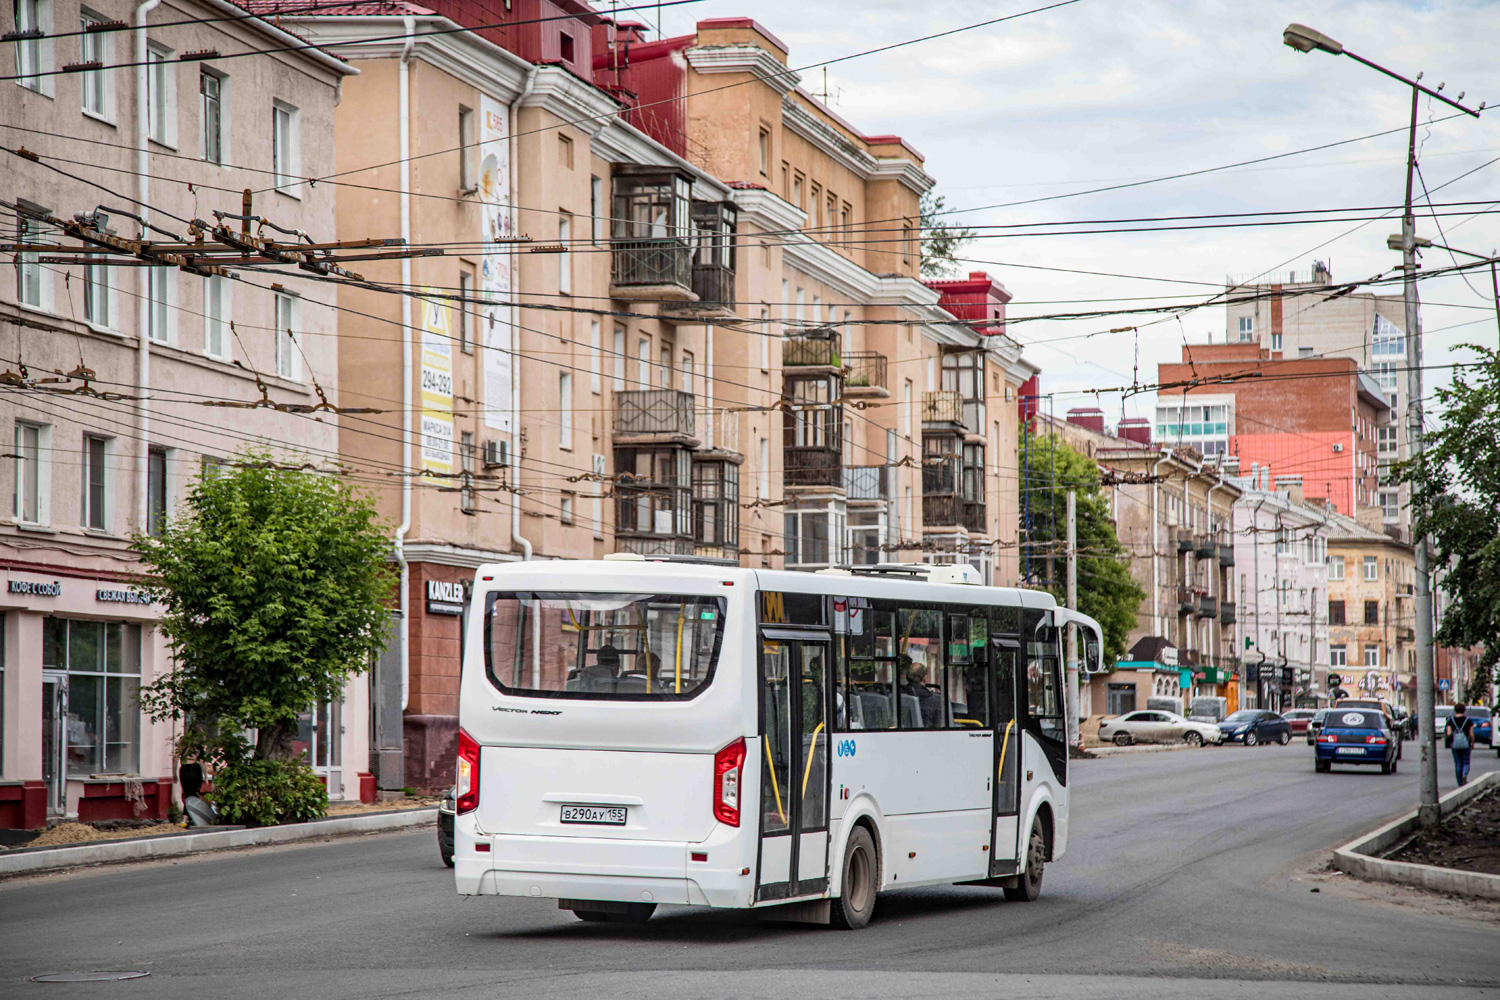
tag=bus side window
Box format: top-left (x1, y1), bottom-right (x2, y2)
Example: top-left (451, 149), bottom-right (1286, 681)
top-left (944, 614), bottom-right (988, 728)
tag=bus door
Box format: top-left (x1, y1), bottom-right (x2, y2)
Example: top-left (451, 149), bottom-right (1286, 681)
top-left (990, 636), bottom-right (1022, 876)
top-left (756, 628), bottom-right (831, 902)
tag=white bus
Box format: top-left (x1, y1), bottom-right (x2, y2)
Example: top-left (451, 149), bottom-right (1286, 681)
top-left (453, 558), bottom-right (1102, 929)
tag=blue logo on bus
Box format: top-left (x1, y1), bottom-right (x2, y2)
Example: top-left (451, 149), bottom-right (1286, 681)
top-left (836, 739), bottom-right (857, 758)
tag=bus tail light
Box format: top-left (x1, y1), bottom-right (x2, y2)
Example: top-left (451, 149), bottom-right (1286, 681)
top-left (456, 728), bottom-right (480, 814)
top-left (713, 738), bottom-right (745, 827)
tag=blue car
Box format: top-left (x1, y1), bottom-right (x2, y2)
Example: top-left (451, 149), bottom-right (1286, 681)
top-left (1315, 709), bottom-right (1398, 774)
top-left (1218, 709), bottom-right (1292, 746)
top-left (1467, 707), bottom-right (1493, 751)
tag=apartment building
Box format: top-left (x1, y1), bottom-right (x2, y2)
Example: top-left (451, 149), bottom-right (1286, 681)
top-left (1231, 475), bottom-right (1333, 711)
top-left (1155, 343), bottom-right (1395, 531)
top-left (1047, 412), bottom-right (1242, 713)
top-left (1, 0), bottom-right (362, 827)
top-left (1324, 509), bottom-right (1419, 712)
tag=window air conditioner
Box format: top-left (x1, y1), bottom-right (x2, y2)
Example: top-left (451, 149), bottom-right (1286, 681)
top-left (482, 439), bottom-right (509, 468)
top-left (1331, 443), bottom-right (1344, 453)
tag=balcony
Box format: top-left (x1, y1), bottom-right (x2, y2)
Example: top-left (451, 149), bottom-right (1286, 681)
top-left (611, 238), bottom-right (694, 299)
top-left (1177, 530), bottom-right (1194, 554)
top-left (922, 494), bottom-right (987, 534)
top-left (700, 407), bottom-right (739, 455)
top-left (921, 390), bottom-right (986, 437)
top-left (844, 464), bottom-right (891, 502)
top-left (1177, 585), bottom-right (1197, 615)
top-left (1396, 625), bottom-right (1415, 643)
top-left (785, 446), bottom-right (842, 489)
top-left (613, 389), bottom-right (698, 446)
top-left (842, 351), bottom-right (888, 397)
top-left (784, 331), bottom-right (841, 370)
top-left (1194, 535), bottom-right (1215, 558)
top-left (1198, 595), bottom-right (1218, 619)
top-left (1220, 601), bottom-right (1237, 625)
top-left (1218, 543), bottom-right (1235, 567)
top-left (1396, 582), bottom-right (1414, 597)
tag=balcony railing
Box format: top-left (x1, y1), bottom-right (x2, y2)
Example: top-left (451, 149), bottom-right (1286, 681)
top-left (1220, 601), bottom-right (1237, 625)
top-left (1177, 585), bottom-right (1197, 615)
top-left (1218, 544), bottom-right (1235, 567)
top-left (690, 262), bottom-right (735, 310)
top-left (844, 464), bottom-right (890, 501)
top-left (843, 351), bottom-right (887, 394)
top-left (784, 446), bottom-right (841, 488)
top-left (784, 334), bottom-right (841, 368)
top-left (611, 238), bottom-right (692, 290)
top-left (1396, 626), bottom-right (1415, 643)
top-left (614, 389), bottom-right (695, 440)
top-left (1198, 595), bottom-right (1218, 619)
top-left (922, 389), bottom-right (962, 425)
top-left (1177, 531), bottom-right (1194, 554)
top-left (922, 494), bottom-right (986, 534)
top-left (1193, 535), bottom-right (1215, 558)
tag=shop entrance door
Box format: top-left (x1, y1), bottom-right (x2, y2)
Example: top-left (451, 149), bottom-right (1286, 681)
top-left (296, 699), bottom-right (344, 799)
top-left (41, 673), bottom-right (65, 815)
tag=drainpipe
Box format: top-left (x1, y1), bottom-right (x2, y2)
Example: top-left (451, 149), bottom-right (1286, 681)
top-left (1251, 493), bottom-right (1269, 707)
top-left (510, 66), bottom-right (538, 564)
top-left (134, 0), bottom-right (162, 531)
top-left (1206, 473), bottom-right (1226, 665)
top-left (394, 15), bottom-right (415, 710)
top-left (1151, 449), bottom-right (1173, 637)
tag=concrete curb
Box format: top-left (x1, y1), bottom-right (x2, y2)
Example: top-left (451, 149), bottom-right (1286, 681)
top-left (0, 807), bottom-right (437, 878)
top-left (1331, 771), bottom-right (1500, 900)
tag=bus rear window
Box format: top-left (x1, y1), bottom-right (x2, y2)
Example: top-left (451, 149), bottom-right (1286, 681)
top-left (483, 592), bottom-right (726, 700)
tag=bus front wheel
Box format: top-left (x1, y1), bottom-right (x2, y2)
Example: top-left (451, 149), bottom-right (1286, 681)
top-left (830, 826), bottom-right (878, 930)
top-left (1005, 817), bottom-right (1046, 903)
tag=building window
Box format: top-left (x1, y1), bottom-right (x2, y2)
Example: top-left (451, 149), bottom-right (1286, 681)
top-left (1237, 315), bottom-right (1253, 341)
top-left (200, 69), bottom-right (224, 164)
top-left (589, 321), bottom-right (601, 394)
top-left (558, 372), bottom-right (572, 450)
top-left (458, 105), bottom-right (476, 192)
top-left (43, 617), bottom-right (143, 775)
top-left (557, 214), bottom-right (571, 294)
top-left (203, 275), bottom-right (229, 360)
top-left (636, 337), bottom-right (650, 389)
top-left (15, 210), bottom-right (46, 308)
top-left (558, 30), bottom-right (574, 63)
top-left (659, 345), bottom-right (672, 389)
top-left (681, 350), bottom-right (694, 397)
top-left (902, 223), bottom-right (913, 266)
top-left (1328, 556), bottom-right (1344, 581)
top-left (146, 266), bottom-right (170, 344)
top-left (457, 269), bottom-right (475, 354)
top-left (612, 326), bottom-right (626, 390)
top-left (147, 446), bottom-right (168, 536)
top-left (1363, 600), bottom-right (1379, 626)
top-left (1271, 332), bottom-right (1283, 352)
top-left (591, 453), bottom-right (605, 539)
top-left (272, 101), bottom-right (299, 194)
top-left (146, 43), bottom-right (175, 145)
top-left (83, 258), bottom-right (111, 329)
top-left (13, 0), bottom-right (47, 92)
top-left (693, 460), bottom-right (739, 558)
top-left (761, 304), bottom-right (772, 371)
top-left (79, 9), bottom-right (109, 118)
top-left (758, 437), bottom-right (769, 500)
top-left (558, 133), bottom-right (573, 169)
top-left (560, 495), bottom-right (574, 525)
top-left (792, 173), bottom-right (803, 210)
top-left (1379, 489), bottom-right (1399, 523)
top-left (1363, 556), bottom-right (1377, 581)
top-left (902, 380), bottom-right (912, 437)
top-left (459, 432), bottom-right (476, 513)
top-left (1363, 645), bottom-right (1379, 668)
top-left (757, 127), bottom-right (770, 175)
top-left (590, 175), bottom-right (604, 242)
top-left (1328, 600), bottom-right (1345, 626)
top-left (82, 434), bottom-right (108, 530)
top-left (14, 421), bottom-right (46, 523)
top-left (273, 293), bottom-right (298, 380)
top-left (1329, 645), bottom-right (1346, 668)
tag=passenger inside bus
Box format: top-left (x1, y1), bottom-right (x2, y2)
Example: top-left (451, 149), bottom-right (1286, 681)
top-left (571, 643), bottom-right (621, 693)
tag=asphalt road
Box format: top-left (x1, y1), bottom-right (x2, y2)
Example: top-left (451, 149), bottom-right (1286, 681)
top-left (4, 742), bottom-right (1498, 999)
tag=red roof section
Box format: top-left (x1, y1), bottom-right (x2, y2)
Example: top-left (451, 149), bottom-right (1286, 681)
top-left (927, 271), bottom-right (1012, 335)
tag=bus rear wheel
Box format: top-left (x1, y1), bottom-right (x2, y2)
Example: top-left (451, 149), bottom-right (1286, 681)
top-left (1005, 817), bottom-right (1046, 903)
top-left (830, 826), bottom-right (878, 930)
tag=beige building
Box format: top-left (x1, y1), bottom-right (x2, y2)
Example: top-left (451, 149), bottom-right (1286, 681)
top-left (1324, 509), bottom-right (1419, 711)
top-left (1, 0), bottom-right (363, 826)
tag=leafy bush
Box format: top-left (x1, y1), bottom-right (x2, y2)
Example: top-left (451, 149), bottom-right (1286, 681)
top-left (210, 757), bottom-right (328, 827)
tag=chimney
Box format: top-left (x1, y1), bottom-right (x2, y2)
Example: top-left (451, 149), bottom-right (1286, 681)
top-left (1066, 406), bottom-right (1105, 433)
top-left (1274, 474), bottom-right (1303, 504)
top-left (1117, 416), bottom-right (1151, 445)
top-left (1312, 260), bottom-right (1331, 286)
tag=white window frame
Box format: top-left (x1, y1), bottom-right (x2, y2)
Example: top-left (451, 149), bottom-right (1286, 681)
top-left (457, 268), bottom-right (475, 354)
top-left (82, 257), bottom-right (115, 331)
top-left (1363, 645), bottom-right (1380, 668)
top-left (15, 208), bottom-right (51, 312)
top-left (14, 421), bottom-right (50, 524)
top-left (1329, 645), bottom-right (1346, 668)
top-left (1328, 557), bottom-right (1344, 582)
top-left (761, 304), bottom-right (772, 372)
top-left (274, 291), bottom-right (299, 381)
top-left (758, 437), bottom-right (769, 500)
top-left (203, 274), bottom-right (231, 360)
top-left (558, 372), bottom-right (572, 450)
top-left (557, 214), bottom-right (571, 294)
top-left (1362, 556), bottom-right (1377, 582)
top-left (146, 41), bottom-right (177, 147)
top-left (612, 326), bottom-right (625, 391)
top-left (200, 67), bottom-right (227, 164)
top-left (272, 100), bottom-right (300, 196)
top-left (589, 321), bottom-right (601, 394)
top-left (78, 8), bottom-right (113, 122)
top-left (591, 453), bottom-right (605, 539)
top-left (13, 0), bottom-right (54, 95)
top-left (560, 495), bottom-right (574, 525)
top-left (145, 265), bottom-right (175, 345)
top-left (81, 433), bottom-right (111, 532)
top-left (659, 344), bottom-right (672, 389)
top-left (458, 105), bottom-right (476, 192)
top-left (636, 337), bottom-right (650, 389)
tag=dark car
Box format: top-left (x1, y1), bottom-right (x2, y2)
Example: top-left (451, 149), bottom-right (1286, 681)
top-left (438, 786), bottom-right (456, 868)
top-left (1307, 707), bottom-right (1331, 745)
top-left (1282, 709), bottom-right (1318, 735)
top-left (1218, 709), bottom-right (1292, 746)
top-left (1316, 708), bottom-right (1399, 773)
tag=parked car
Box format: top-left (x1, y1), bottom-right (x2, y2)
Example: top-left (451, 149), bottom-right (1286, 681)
top-left (1432, 705), bottom-right (1454, 743)
top-left (438, 786), bottom-right (456, 868)
top-left (1218, 710), bottom-right (1292, 746)
top-left (1315, 708), bottom-right (1399, 773)
top-left (1282, 709), bottom-right (1319, 735)
top-left (1098, 710), bottom-right (1225, 747)
top-left (1307, 708), bottom-right (1331, 745)
top-left (1467, 706), bottom-right (1493, 749)
top-left (1335, 699), bottom-right (1404, 757)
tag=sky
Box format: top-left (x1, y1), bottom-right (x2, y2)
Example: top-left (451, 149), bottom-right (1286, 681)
top-left (638, 0), bottom-right (1500, 428)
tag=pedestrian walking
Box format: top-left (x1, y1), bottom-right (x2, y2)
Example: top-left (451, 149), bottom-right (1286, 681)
top-left (1445, 703), bottom-right (1477, 786)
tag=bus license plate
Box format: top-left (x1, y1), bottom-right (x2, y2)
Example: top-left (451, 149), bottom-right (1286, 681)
top-left (1337, 747), bottom-right (1365, 755)
top-left (560, 805), bottom-right (627, 825)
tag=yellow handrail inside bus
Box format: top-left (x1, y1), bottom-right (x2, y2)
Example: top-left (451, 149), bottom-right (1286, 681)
top-left (763, 737), bottom-right (786, 825)
top-left (801, 721), bottom-right (825, 797)
top-left (639, 607), bottom-right (652, 693)
top-left (674, 604), bottom-right (686, 693)
top-left (997, 719), bottom-right (1015, 785)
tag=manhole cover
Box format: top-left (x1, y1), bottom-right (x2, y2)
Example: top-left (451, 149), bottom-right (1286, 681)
top-left (33, 972), bottom-right (150, 983)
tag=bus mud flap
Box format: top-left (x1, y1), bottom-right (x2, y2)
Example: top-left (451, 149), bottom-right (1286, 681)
top-left (754, 898), bottom-right (832, 925)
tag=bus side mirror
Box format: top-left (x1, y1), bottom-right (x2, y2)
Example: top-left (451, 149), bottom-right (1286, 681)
top-left (1082, 633), bottom-right (1105, 675)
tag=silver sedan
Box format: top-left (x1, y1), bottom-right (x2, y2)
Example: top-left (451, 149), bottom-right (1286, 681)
top-left (1099, 710), bottom-right (1225, 747)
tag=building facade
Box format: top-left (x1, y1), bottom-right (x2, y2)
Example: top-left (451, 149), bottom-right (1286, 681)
top-left (1, 0), bottom-right (366, 826)
top-left (1324, 510), bottom-right (1419, 712)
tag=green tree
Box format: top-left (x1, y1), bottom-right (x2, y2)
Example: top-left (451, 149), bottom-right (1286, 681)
top-left (1021, 433), bottom-right (1143, 662)
top-left (1392, 347), bottom-right (1500, 706)
top-left (919, 192), bottom-right (977, 280)
top-left (133, 455), bottom-right (394, 765)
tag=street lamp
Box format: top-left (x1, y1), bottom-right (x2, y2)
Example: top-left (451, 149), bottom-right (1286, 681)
top-left (1284, 24), bottom-right (1483, 828)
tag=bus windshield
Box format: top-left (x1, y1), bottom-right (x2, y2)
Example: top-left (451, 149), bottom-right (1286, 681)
top-left (483, 591), bottom-right (726, 700)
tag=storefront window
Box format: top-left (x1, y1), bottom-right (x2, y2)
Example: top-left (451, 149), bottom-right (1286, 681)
top-left (42, 617), bottom-right (142, 776)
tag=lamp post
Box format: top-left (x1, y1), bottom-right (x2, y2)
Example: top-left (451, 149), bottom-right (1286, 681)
top-left (1283, 24), bottom-right (1482, 827)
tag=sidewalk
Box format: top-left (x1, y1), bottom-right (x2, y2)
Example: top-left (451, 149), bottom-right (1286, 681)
top-left (0, 806), bottom-right (436, 878)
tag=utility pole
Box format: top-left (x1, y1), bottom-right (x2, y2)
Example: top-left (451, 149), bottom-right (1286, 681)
top-left (1282, 21), bottom-right (1483, 828)
top-left (1065, 490), bottom-right (1080, 749)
